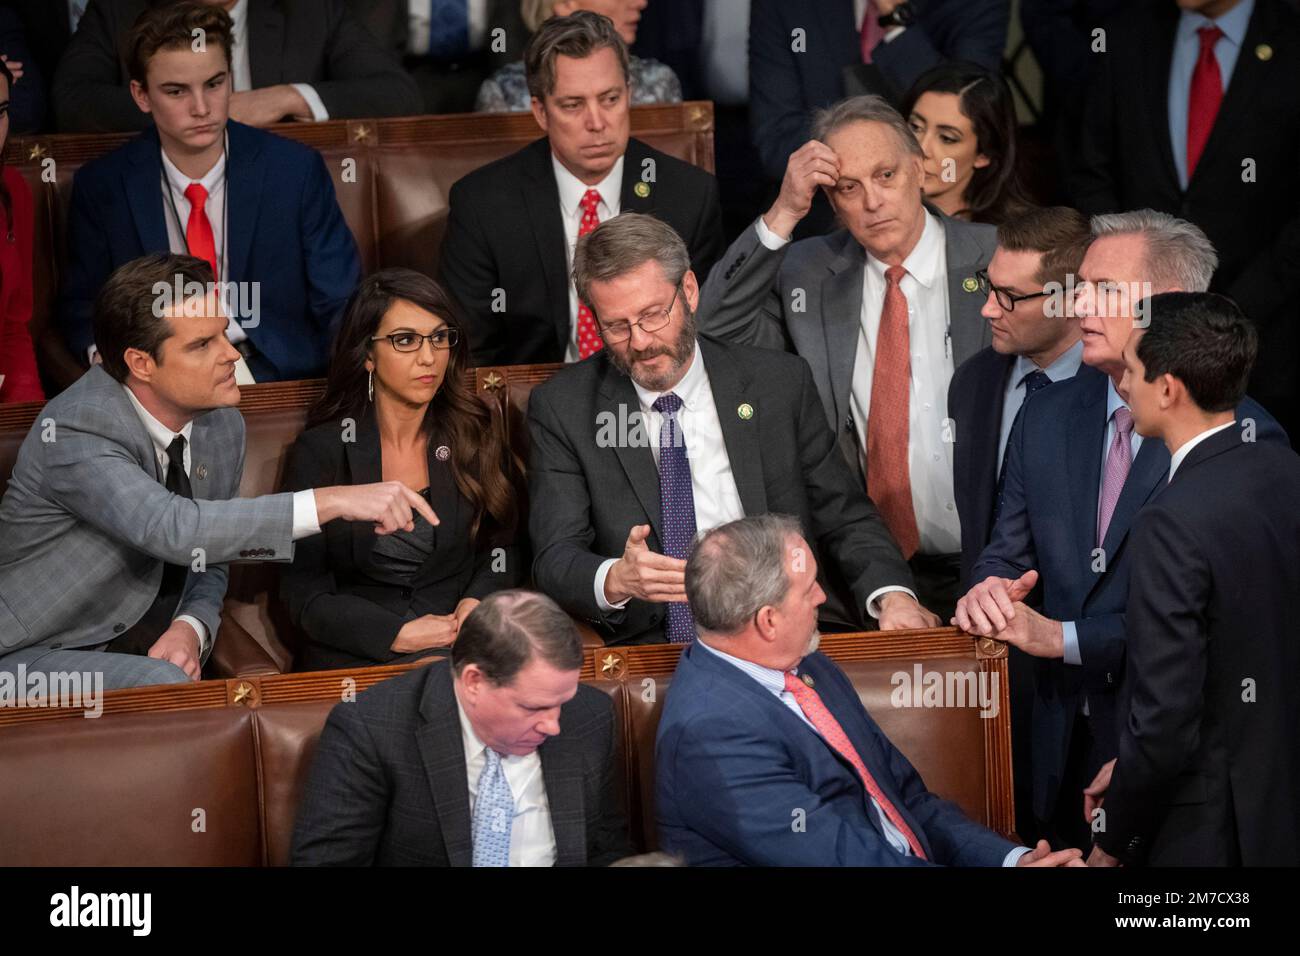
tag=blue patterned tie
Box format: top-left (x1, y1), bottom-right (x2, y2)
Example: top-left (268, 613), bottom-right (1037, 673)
top-left (428, 0), bottom-right (470, 60)
top-left (471, 748), bottom-right (514, 867)
top-left (653, 393), bottom-right (697, 643)
top-left (992, 369), bottom-right (1053, 524)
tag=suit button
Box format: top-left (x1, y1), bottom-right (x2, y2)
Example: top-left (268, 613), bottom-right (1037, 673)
top-left (240, 550), bottom-right (251, 558)
top-left (113, 624), bottom-right (125, 634)
top-left (1106, 672), bottom-right (1114, 684)
top-left (266, 549), bottom-right (275, 557)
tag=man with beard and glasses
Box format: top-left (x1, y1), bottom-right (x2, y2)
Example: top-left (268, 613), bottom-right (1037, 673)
top-left (654, 514), bottom-right (1083, 867)
top-left (526, 212), bottom-right (932, 647)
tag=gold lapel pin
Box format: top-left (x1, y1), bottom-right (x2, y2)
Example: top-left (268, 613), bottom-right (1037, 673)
top-left (634, 181), bottom-right (651, 199)
top-left (737, 403), bottom-right (754, 420)
top-left (962, 276), bottom-right (979, 293)
top-left (801, 673), bottom-right (815, 688)
top-left (1256, 43), bottom-right (1273, 61)
top-left (195, 464), bottom-right (207, 480)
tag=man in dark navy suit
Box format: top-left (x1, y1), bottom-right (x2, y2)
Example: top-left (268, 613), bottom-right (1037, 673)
top-left (57, 1), bottom-right (360, 383)
top-left (656, 513), bottom-right (1084, 867)
top-left (1084, 293), bottom-right (1300, 867)
top-left (954, 210), bottom-right (1287, 849)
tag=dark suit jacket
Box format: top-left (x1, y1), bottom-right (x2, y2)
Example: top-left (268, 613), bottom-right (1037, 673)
top-left (0, 6), bottom-right (45, 132)
top-left (656, 644), bottom-right (1018, 865)
top-left (747, 0), bottom-right (1011, 180)
top-left (279, 408), bottom-right (526, 671)
top-left (526, 336), bottom-right (914, 645)
top-left (1067, 0), bottom-right (1300, 421)
top-left (1097, 427), bottom-right (1300, 866)
top-left (57, 121), bottom-right (360, 381)
top-left (291, 658), bottom-right (632, 866)
top-left (439, 136), bottom-right (725, 366)
top-left (52, 0), bottom-right (421, 132)
top-left (972, 363), bottom-right (1285, 822)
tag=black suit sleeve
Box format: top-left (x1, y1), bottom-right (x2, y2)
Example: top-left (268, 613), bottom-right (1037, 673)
top-left (310, 1), bottom-right (421, 119)
top-left (793, 358), bottom-right (915, 615)
top-left (586, 694), bottom-right (634, 866)
top-left (747, 0), bottom-right (809, 181)
top-left (0, 9), bottom-right (46, 133)
top-left (51, 2), bottom-right (148, 133)
top-left (1064, 23), bottom-right (1122, 214)
top-left (439, 178), bottom-right (506, 366)
top-left (279, 437), bottom-right (409, 661)
top-left (872, 0), bottom-right (1010, 95)
top-left (684, 170), bottom-right (725, 284)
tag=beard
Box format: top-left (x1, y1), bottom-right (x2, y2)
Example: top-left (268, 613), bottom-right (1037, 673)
top-left (608, 308), bottom-right (698, 392)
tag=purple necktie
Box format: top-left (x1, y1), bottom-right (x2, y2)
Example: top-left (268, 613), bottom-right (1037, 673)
top-left (653, 393), bottom-right (697, 644)
top-left (1097, 407), bottom-right (1134, 546)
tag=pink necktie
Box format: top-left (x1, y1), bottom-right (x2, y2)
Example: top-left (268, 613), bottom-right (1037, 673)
top-left (1097, 407), bottom-right (1134, 546)
top-left (860, 1), bottom-right (885, 64)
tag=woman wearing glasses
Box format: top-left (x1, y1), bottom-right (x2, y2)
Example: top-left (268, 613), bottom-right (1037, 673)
top-left (280, 269), bottom-right (526, 670)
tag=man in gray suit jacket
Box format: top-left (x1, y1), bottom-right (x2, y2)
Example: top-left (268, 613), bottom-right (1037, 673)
top-left (696, 95), bottom-right (996, 619)
top-left (0, 253), bottom-right (435, 689)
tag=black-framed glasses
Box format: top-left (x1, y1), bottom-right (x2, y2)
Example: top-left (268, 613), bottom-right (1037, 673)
top-left (976, 270), bottom-right (1052, 312)
top-left (370, 328), bottom-right (460, 352)
top-left (598, 285), bottom-right (680, 343)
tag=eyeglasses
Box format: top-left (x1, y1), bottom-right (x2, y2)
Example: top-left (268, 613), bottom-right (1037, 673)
top-left (597, 286), bottom-right (680, 343)
top-left (976, 270), bottom-right (1052, 312)
top-left (371, 328), bottom-right (460, 352)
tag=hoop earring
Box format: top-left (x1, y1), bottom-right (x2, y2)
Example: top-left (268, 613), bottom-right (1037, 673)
top-left (367, 369), bottom-right (374, 402)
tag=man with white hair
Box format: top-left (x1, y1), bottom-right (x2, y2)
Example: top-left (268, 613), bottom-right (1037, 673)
top-left (953, 209), bottom-right (1287, 848)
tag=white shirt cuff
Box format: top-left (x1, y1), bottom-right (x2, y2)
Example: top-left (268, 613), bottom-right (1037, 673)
top-left (87, 345), bottom-right (99, 364)
top-left (291, 83), bottom-right (330, 121)
top-left (173, 614), bottom-right (207, 656)
top-left (754, 215), bottom-right (792, 250)
top-left (1003, 846), bottom-right (1032, 867)
top-left (883, 26), bottom-right (906, 42)
top-left (293, 489), bottom-right (322, 540)
top-left (865, 586), bottom-right (918, 620)
top-left (594, 558), bottom-right (630, 612)
top-left (1062, 621), bottom-right (1081, 666)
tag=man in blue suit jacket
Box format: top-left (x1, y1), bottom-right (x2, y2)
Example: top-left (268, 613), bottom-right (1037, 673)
top-left (955, 210), bottom-right (1287, 848)
top-left (57, 1), bottom-right (359, 383)
top-left (656, 514), bottom-right (1084, 867)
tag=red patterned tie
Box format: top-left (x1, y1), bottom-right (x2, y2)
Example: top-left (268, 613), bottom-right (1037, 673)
top-left (575, 188), bottom-right (604, 359)
top-left (1186, 25), bottom-right (1224, 180)
top-left (860, 0), bottom-right (885, 64)
top-left (183, 183), bottom-right (218, 281)
top-left (784, 672), bottom-right (927, 859)
top-left (866, 265), bottom-right (920, 558)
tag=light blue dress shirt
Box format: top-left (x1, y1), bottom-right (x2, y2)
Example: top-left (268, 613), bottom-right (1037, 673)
top-left (997, 341), bottom-right (1086, 466)
top-left (696, 640), bottom-right (1029, 866)
top-left (1167, 0), bottom-right (1255, 189)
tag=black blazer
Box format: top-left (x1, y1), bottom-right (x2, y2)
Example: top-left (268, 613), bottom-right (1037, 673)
top-left (280, 408), bottom-right (525, 671)
top-left (439, 136), bottom-right (725, 366)
top-left (52, 0), bottom-right (421, 132)
top-left (291, 659), bottom-right (632, 866)
top-left (1067, 0), bottom-right (1300, 421)
top-left (1097, 427), bottom-right (1300, 866)
top-left (526, 335), bottom-right (914, 645)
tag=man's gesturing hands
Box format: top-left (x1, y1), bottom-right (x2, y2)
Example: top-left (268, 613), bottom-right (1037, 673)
top-left (315, 482), bottom-right (440, 535)
top-left (604, 524), bottom-right (688, 606)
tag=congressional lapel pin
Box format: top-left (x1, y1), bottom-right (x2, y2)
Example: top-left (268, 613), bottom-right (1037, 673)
top-left (435, 445), bottom-right (451, 461)
top-left (962, 276), bottom-right (979, 293)
top-left (1256, 43), bottom-right (1273, 61)
top-left (195, 464), bottom-right (207, 481)
top-left (801, 673), bottom-right (815, 688)
top-left (634, 181), bottom-right (651, 199)
top-left (737, 403), bottom-right (754, 420)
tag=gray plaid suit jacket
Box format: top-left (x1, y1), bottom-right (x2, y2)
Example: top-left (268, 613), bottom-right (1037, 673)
top-left (0, 367), bottom-right (294, 660)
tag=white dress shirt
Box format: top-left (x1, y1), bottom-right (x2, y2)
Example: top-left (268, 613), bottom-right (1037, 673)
top-left (1169, 420), bottom-right (1236, 481)
top-left (228, 0), bottom-right (328, 120)
top-left (120, 383), bottom-right (321, 654)
top-left (456, 691), bottom-right (557, 867)
top-left (405, 0), bottom-right (489, 56)
top-left (68, 0), bottom-right (87, 33)
top-left (594, 345), bottom-right (745, 611)
top-left (554, 153), bottom-right (623, 363)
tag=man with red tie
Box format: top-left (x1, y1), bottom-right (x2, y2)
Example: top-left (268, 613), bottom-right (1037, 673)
top-left (1069, 0), bottom-right (1300, 440)
top-left (56, 1), bottom-right (360, 384)
top-left (656, 513), bottom-right (1084, 867)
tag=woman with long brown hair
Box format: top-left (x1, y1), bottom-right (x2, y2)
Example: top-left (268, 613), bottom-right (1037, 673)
top-left (280, 269), bottom-right (526, 670)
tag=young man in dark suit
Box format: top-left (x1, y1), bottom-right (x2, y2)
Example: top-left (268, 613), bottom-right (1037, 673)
top-left (1085, 292), bottom-right (1300, 866)
top-left (56, 1), bottom-right (361, 383)
top-left (439, 11), bottom-right (723, 367)
top-left (1068, 0), bottom-right (1300, 440)
top-left (292, 590), bottom-right (632, 866)
top-left (52, 0), bottom-right (420, 132)
top-left (527, 212), bottom-right (935, 648)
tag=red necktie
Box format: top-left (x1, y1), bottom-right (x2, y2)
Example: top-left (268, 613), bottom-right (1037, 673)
top-left (866, 265), bottom-right (920, 559)
top-left (183, 183), bottom-right (218, 281)
top-left (1186, 25), bottom-right (1224, 180)
top-left (783, 672), bottom-right (928, 859)
top-left (860, 0), bottom-right (885, 64)
top-left (575, 188), bottom-right (603, 359)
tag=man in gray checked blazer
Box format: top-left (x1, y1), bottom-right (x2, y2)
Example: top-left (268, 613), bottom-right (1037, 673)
top-left (0, 254), bottom-right (435, 689)
top-left (695, 95), bottom-right (997, 619)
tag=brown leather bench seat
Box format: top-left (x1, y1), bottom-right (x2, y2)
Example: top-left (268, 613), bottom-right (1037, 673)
top-left (0, 629), bottom-right (1014, 865)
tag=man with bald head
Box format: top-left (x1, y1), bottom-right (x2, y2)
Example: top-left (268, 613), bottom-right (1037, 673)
top-left (655, 514), bottom-right (1084, 867)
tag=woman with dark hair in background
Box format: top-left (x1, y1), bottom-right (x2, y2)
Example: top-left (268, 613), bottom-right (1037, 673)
top-left (901, 62), bottom-right (1034, 225)
top-left (280, 269), bottom-right (526, 670)
top-left (0, 58), bottom-right (44, 404)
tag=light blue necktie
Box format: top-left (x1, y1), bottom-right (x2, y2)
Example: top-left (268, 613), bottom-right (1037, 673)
top-left (471, 748), bottom-right (514, 867)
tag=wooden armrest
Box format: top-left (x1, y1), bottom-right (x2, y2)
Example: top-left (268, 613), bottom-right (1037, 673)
top-left (209, 615), bottom-right (284, 678)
